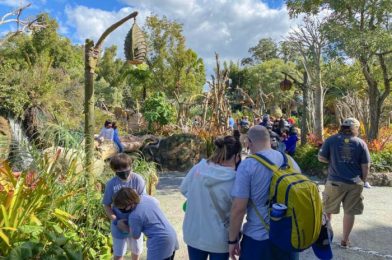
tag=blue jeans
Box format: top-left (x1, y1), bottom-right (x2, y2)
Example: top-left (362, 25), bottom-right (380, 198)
top-left (188, 246), bottom-right (229, 260)
top-left (239, 235), bottom-right (299, 260)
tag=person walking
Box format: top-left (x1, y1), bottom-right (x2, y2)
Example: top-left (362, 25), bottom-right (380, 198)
top-left (228, 125), bottom-right (300, 260)
top-left (181, 136), bottom-right (242, 260)
top-left (318, 117), bottom-right (371, 248)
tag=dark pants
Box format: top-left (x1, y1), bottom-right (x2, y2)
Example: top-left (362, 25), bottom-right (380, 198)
top-left (239, 235), bottom-right (299, 260)
top-left (188, 246), bottom-right (229, 260)
top-left (163, 251), bottom-right (176, 260)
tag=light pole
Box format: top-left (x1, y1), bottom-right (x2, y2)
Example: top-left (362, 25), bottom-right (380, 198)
top-left (84, 11), bottom-right (146, 182)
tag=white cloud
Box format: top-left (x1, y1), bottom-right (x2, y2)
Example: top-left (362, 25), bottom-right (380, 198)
top-left (65, 1), bottom-right (299, 76)
top-left (0, 0), bottom-right (29, 8)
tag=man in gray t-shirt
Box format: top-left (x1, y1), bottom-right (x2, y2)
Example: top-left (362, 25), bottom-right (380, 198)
top-left (318, 117), bottom-right (371, 248)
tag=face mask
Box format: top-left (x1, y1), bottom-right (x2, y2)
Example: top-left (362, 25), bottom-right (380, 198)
top-left (119, 206), bottom-right (133, 214)
top-left (116, 170), bottom-right (131, 180)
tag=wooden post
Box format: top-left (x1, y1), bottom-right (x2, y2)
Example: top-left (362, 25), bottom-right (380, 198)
top-left (84, 11), bottom-right (138, 178)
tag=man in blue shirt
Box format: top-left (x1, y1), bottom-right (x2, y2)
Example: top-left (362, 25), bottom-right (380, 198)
top-left (228, 125), bottom-right (300, 259)
top-left (318, 117), bottom-right (371, 248)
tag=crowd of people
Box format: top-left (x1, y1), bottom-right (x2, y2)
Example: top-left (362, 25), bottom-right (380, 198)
top-left (102, 116), bottom-right (371, 260)
top-left (230, 114), bottom-right (299, 156)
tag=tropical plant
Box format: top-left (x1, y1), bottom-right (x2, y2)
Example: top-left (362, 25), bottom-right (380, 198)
top-left (141, 91), bottom-right (176, 130)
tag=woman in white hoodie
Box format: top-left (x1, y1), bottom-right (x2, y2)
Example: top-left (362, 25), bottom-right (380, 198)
top-left (181, 135), bottom-right (242, 260)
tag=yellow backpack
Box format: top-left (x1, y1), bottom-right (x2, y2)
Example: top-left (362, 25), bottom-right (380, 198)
top-left (248, 153), bottom-right (323, 252)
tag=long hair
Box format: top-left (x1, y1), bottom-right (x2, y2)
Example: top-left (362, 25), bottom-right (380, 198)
top-left (208, 135), bottom-right (241, 164)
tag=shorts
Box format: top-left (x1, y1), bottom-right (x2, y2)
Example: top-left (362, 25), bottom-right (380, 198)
top-left (112, 235), bottom-right (144, 257)
top-left (323, 181), bottom-right (364, 215)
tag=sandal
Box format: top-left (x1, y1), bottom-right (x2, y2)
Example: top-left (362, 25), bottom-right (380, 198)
top-left (340, 240), bottom-right (350, 248)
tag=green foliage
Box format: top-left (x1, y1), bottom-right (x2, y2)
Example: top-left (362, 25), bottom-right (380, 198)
top-left (243, 38), bottom-right (279, 65)
top-left (132, 155), bottom-right (159, 195)
top-left (142, 92), bottom-right (176, 130)
top-left (370, 151), bottom-right (392, 172)
top-left (144, 15), bottom-right (206, 99)
top-left (0, 14), bottom-right (84, 124)
top-left (293, 144), bottom-right (327, 174)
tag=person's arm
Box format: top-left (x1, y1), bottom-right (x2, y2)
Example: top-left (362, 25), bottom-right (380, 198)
top-left (318, 139), bottom-right (330, 163)
top-left (103, 204), bottom-right (116, 221)
top-left (129, 215), bottom-right (142, 239)
top-left (361, 163), bottom-right (370, 182)
top-left (180, 164), bottom-right (197, 197)
top-left (318, 155), bottom-right (329, 163)
top-left (228, 198), bottom-right (248, 259)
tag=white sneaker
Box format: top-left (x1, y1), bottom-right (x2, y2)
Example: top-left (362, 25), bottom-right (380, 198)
top-left (364, 181), bottom-right (372, 188)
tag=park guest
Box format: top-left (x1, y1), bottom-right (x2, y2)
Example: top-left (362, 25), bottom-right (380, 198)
top-left (181, 136), bottom-right (242, 260)
top-left (98, 120), bottom-right (114, 142)
top-left (102, 153), bottom-right (146, 260)
top-left (283, 127), bottom-right (299, 156)
top-left (112, 122), bottom-right (124, 153)
top-left (113, 188), bottom-right (179, 260)
top-left (228, 125), bottom-right (300, 260)
top-left (239, 116), bottom-right (250, 152)
top-left (318, 117), bottom-right (371, 248)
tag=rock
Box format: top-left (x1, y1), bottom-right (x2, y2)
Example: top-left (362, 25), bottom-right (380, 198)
top-left (0, 117), bottom-right (11, 162)
top-left (143, 134), bottom-right (207, 171)
top-left (368, 172), bottom-right (392, 187)
top-left (43, 147), bottom-right (105, 175)
top-left (96, 140), bottom-right (118, 160)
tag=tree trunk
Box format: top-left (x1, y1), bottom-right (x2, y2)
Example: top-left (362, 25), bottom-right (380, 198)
top-left (84, 40), bottom-right (97, 181)
top-left (367, 85), bottom-right (381, 140)
top-left (314, 70), bottom-right (324, 141)
top-left (301, 72), bottom-right (309, 145)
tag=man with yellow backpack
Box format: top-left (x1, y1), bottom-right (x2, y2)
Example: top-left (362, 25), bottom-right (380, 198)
top-left (229, 125), bottom-right (327, 260)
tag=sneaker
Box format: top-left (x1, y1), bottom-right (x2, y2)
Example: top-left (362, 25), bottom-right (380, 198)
top-left (340, 240), bottom-right (350, 249)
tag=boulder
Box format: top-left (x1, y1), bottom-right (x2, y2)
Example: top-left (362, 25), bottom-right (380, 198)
top-left (143, 134), bottom-right (207, 171)
top-left (368, 172), bottom-right (392, 187)
top-left (0, 117), bottom-right (11, 162)
top-left (43, 146), bottom-right (105, 175)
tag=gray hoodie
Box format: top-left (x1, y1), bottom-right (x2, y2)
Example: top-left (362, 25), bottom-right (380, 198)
top-left (180, 159), bottom-right (236, 253)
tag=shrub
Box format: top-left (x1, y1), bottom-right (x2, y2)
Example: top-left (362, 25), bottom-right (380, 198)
top-left (141, 92), bottom-right (176, 131)
top-left (370, 151), bottom-right (392, 172)
top-left (294, 144), bottom-right (327, 175)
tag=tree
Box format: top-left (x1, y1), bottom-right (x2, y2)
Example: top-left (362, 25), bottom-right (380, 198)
top-left (286, 0), bottom-right (392, 140)
top-left (143, 15), bottom-right (205, 125)
top-left (287, 16), bottom-right (328, 141)
top-left (0, 3), bottom-right (45, 46)
top-left (144, 15), bottom-right (205, 99)
top-left (242, 38), bottom-right (279, 65)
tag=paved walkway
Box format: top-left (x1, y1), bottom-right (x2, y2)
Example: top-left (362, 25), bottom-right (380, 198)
top-left (154, 172), bottom-right (392, 260)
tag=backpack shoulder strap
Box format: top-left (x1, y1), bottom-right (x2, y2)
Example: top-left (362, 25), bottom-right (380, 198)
top-left (247, 153), bottom-right (279, 172)
top-left (248, 152), bottom-right (291, 171)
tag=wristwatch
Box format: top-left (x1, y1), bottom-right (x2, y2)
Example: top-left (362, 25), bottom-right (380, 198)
top-left (228, 239), bottom-right (238, 244)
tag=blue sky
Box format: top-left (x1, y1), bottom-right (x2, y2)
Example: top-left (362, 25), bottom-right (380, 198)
top-left (0, 0), bottom-right (293, 74)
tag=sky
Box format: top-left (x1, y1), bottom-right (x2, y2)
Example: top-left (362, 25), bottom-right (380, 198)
top-left (0, 0), bottom-right (298, 76)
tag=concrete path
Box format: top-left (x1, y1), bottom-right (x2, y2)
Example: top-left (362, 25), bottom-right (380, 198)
top-left (155, 172), bottom-right (392, 260)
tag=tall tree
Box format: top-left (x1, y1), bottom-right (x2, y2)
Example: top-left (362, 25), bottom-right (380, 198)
top-left (287, 16), bottom-right (328, 141)
top-left (144, 15), bottom-right (205, 125)
top-left (242, 38), bottom-right (279, 65)
top-left (286, 0), bottom-right (392, 140)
